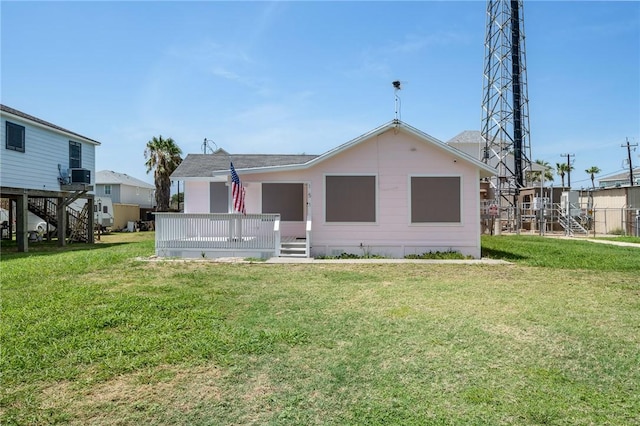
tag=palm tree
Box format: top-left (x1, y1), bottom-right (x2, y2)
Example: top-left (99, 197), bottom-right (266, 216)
top-left (585, 166), bottom-right (601, 189)
top-left (556, 162), bottom-right (569, 187)
top-left (529, 159), bottom-right (554, 183)
top-left (145, 136), bottom-right (183, 211)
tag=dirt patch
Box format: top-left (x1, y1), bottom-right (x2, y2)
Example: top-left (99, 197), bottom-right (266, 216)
top-left (40, 364), bottom-right (223, 424)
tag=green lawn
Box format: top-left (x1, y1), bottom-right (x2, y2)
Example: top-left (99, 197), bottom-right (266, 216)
top-left (1, 233), bottom-right (639, 425)
top-left (596, 235), bottom-right (640, 244)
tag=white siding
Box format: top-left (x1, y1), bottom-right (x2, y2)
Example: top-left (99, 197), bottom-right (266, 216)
top-left (1, 114), bottom-right (97, 191)
top-left (120, 184), bottom-right (154, 208)
top-left (184, 181), bottom-right (210, 213)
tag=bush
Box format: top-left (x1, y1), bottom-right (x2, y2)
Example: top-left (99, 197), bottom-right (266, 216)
top-left (316, 252), bottom-right (387, 259)
top-left (404, 249), bottom-right (470, 260)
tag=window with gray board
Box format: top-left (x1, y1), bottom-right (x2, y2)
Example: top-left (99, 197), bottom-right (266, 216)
top-left (209, 182), bottom-right (228, 213)
top-left (411, 176), bottom-right (461, 223)
top-left (262, 183), bottom-right (303, 221)
top-left (325, 175), bottom-right (376, 222)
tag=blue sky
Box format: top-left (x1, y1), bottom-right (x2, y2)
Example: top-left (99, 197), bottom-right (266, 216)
top-left (2, 1), bottom-right (639, 189)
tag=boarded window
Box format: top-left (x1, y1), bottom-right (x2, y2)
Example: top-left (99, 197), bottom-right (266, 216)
top-left (411, 176), bottom-right (461, 223)
top-left (6, 121), bottom-right (25, 152)
top-left (69, 141), bottom-right (82, 168)
top-left (326, 175), bottom-right (376, 222)
top-left (209, 182), bottom-right (228, 213)
top-left (262, 183), bottom-right (303, 221)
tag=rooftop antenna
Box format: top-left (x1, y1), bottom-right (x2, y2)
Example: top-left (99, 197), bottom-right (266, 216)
top-left (392, 80), bottom-right (402, 124)
top-left (202, 138), bottom-right (218, 154)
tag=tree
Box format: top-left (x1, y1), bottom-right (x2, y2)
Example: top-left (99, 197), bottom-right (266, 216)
top-left (585, 166), bottom-right (601, 189)
top-left (556, 162), bottom-right (568, 187)
top-left (170, 192), bottom-right (184, 210)
top-left (529, 159), bottom-right (554, 184)
top-left (145, 136), bottom-right (183, 212)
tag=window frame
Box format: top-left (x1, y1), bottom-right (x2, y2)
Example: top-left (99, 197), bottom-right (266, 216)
top-left (69, 141), bottom-right (82, 169)
top-left (5, 121), bottom-right (25, 152)
top-left (324, 174), bottom-right (377, 224)
top-left (104, 185), bottom-right (112, 195)
top-left (409, 175), bottom-right (463, 225)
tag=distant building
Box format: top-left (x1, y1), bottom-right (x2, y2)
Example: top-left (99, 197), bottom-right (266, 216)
top-left (96, 170), bottom-right (155, 208)
top-left (598, 168), bottom-right (640, 188)
top-left (95, 170), bottom-right (155, 230)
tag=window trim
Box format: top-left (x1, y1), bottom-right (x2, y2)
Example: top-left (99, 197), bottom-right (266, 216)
top-left (5, 121), bottom-right (25, 152)
top-left (104, 185), bottom-right (112, 195)
top-left (408, 174), bottom-right (463, 226)
top-left (324, 174), bottom-right (378, 224)
top-left (69, 141), bottom-right (82, 169)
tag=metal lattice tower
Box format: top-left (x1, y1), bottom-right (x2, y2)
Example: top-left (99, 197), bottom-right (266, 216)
top-left (481, 0), bottom-right (532, 213)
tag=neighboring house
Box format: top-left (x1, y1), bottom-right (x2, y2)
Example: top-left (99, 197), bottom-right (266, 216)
top-left (95, 170), bottom-right (155, 229)
top-left (447, 130), bottom-right (547, 180)
top-left (96, 170), bottom-right (155, 208)
top-left (167, 120), bottom-right (496, 258)
top-left (0, 104), bottom-right (100, 251)
top-left (598, 168), bottom-right (640, 188)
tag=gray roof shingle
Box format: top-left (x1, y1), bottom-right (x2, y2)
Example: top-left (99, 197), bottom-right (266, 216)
top-left (171, 150), bottom-right (319, 178)
top-left (96, 170), bottom-right (154, 188)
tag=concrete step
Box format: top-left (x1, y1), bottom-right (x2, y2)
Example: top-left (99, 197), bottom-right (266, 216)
top-left (280, 240), bottom-right (307, 257)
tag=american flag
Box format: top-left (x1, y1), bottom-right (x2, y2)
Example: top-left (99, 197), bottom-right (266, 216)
top-left (230, 162), bottom-right (246, 214)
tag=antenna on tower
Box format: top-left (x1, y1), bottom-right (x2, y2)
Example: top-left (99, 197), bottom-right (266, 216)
top-left (202, 138), bottom-right (217, 154)
top-left (392, 80), bottom-right (402, 124)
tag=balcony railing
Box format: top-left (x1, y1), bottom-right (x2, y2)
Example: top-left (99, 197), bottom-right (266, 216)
top-left (154, 213), bottom-right (281, 258)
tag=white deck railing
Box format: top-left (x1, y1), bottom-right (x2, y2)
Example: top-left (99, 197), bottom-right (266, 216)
top-left (154, 213), bottom-right (281, 258)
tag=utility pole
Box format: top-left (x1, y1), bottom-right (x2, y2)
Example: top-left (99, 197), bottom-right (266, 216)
top-left (560, 153), bottom-right (574, 189)
top-left (621, 138), bottom-right (637, 186)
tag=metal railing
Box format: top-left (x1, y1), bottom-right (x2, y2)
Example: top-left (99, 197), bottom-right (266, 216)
top-left (154, 213), bottom-right (281, 256)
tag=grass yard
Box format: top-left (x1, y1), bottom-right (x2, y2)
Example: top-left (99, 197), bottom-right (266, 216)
top-left (1, 233), bottom-right (639, 425)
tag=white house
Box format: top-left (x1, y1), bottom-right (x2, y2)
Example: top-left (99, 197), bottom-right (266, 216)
top-left (0, 104), bottom-right (100, 251)
top-left (162, 120), bottom-right (496, 259)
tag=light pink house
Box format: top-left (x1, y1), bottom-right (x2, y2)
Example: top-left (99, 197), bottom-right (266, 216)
top-left (164, 120), bottom-right (495, 259)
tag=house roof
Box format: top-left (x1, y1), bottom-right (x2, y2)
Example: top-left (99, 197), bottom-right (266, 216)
top-left (96, 170), bottom-right (155, 189)
top-left (172, 120), bottom-right (497, 180)
top-left (171, 150), bottom-right (319, 179)
top-left (0, 104), bottom-right (101, 146)
top-left (447, 130), bottom-right (484, 145)
top-left (598, 168), bottom-right (640, 182)
top-left (446, 130), bottom-right (548, 173)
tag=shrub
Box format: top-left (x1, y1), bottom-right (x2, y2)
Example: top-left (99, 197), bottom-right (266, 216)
top-left (404, 249), bottom-right (471, 260)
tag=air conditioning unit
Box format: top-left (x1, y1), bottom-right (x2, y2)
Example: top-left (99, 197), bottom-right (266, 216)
top-left (70, 168), bottom-right (91, 184)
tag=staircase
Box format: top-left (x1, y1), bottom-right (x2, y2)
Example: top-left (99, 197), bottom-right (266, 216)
top-left (27, 198), bottom-right (90, 242)
top-left (280, 238), bottom-right (308, 258)
top-left (556, 203), bottom-right (588, 236)
top-left (28, 198), bottom-right (59, 228)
